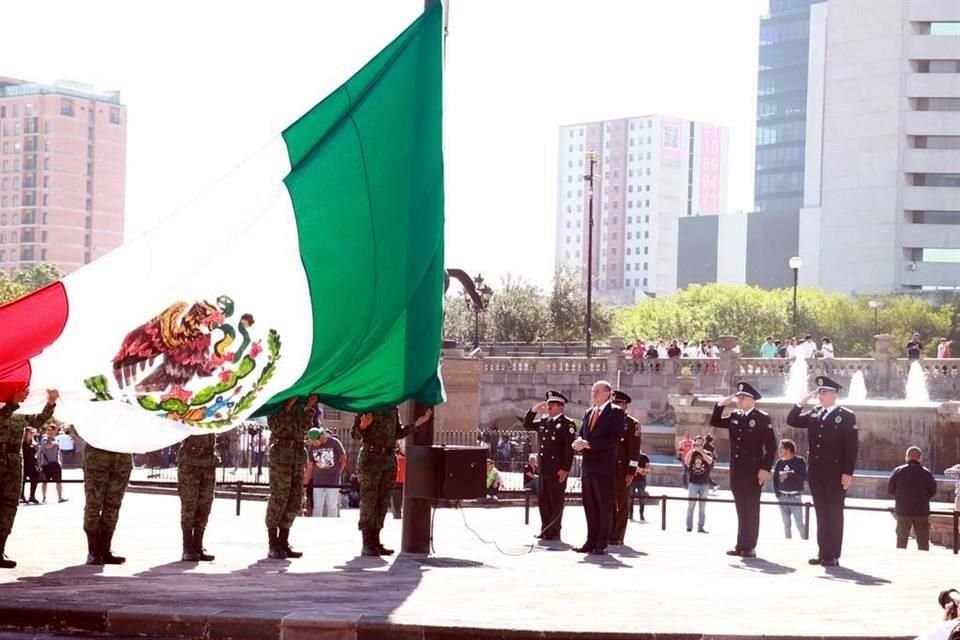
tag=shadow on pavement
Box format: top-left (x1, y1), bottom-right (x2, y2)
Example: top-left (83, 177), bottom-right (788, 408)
top-left (732, 557), bottom-right (797, 575)
top-left (818, 565), bottom-right (892, 586)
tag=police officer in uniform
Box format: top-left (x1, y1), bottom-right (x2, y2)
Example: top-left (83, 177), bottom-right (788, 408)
top-left (610, 390), bottom-right (641, 546)
top-left (522, 391), bottom-right (576, 541)
top-left (265, 395), bottom-right (316, 560)
top-left (177, 433), bottom-right (218, 562)
top-left (786, 376), bottom-right (858, 567)
top-left (353, 407), bottom-right (432, 556)
top-left (710, 381), bottom-right (776, 558)
top-left (0, 387), bottom-right (57, 568)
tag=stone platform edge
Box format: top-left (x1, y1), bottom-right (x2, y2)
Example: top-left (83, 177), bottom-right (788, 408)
top-left (0, 602), bottom-right (916, 640)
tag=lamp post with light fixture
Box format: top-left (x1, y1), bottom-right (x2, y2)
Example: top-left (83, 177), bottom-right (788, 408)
top-left (789, 256), bottom-right (802, 334)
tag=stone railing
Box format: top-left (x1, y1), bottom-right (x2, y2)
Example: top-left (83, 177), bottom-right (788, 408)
top-left (892, 358), bottom-right (960, 378)
top-left (624, 357), bottom-right (721, 375)
top-left (481, 357), bottom-right (607, 374)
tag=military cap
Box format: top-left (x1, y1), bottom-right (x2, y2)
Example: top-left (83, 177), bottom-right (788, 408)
top-left (815, 376), bottom-right (842, 392)
top-left (734, 381), bottom-right (761, 400)
top-left (544, 390), bottom-right (568, 404)
top-left (612, 390), bottom-right (632, 404)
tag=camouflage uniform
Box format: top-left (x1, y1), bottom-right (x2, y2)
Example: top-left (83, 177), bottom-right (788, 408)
top-left (83, 444), bottom-right (133, 565)
top-left (265, 405), bottom-right (310, 558)
top-left (177, 434), bottom-right (218, 561)
top-left (352, 408), bottom-right (416, 554)
top-left (0, 402), bottom-right (55, 567)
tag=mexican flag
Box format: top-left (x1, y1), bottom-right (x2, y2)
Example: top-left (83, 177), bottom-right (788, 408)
top-left (0, 4), bottom-right (445, 453)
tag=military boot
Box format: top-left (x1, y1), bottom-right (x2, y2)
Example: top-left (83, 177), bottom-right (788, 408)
top-left (181, 527), bottom-right (200, 562)
top-left (278, 528), bottom-right (302, 558)
top-left (0, 531), bottom-right (16, 569)
top-left (361, 529), bottom-right (380, 557)
top-left (267, 528), bottom-right (286, 559)
top-left (194, 528), bottom-right (214, 562)
top-left (84, 528), bottom-right (104, 566)
top-left (373, 529), bottom-right (394, 556)
top-left (100, 529), bottom-right (126, 565)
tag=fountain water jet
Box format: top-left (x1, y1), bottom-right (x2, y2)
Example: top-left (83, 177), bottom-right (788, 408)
top-left (905, 361), bottom-right (930, 403)
top-left (783, 357), bottom-right (809, 400)
top-left (847, 371), bottom-right (867, 402)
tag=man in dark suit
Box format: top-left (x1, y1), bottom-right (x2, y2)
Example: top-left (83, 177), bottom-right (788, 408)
top-left (609, 390), bottom-right (642, 546)
top-left (522, 390), bottom-right (577, 541)
top-left (786, 375), bottom-right (858, 567)
top-left (572, 380), bottom-right (625, 555)
top-left (710, 381), bottom-right (776, 558)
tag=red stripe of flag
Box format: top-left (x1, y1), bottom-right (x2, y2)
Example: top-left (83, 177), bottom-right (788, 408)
top-left (0, 282), bottom-right (69, 402)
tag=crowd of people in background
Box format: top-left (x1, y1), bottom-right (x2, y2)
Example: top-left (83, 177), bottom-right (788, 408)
top-left (625, 339), bottom-right (722, 360)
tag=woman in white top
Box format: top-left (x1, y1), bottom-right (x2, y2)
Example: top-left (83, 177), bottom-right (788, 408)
top-left (820, 337), bottom-right (835, 359)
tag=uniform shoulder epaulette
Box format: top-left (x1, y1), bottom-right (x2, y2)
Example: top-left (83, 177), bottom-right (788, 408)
top-left (838, 406), bottom-right (855, 415)
top-left (755, 409), bottom-right (769, 417)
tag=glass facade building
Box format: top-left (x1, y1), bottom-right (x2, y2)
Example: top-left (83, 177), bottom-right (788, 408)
top-left (754, 0), bottom-right (823, 212)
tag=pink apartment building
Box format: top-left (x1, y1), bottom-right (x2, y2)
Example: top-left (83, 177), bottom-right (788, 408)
top-left (0, 77), bottom-right (126, 274)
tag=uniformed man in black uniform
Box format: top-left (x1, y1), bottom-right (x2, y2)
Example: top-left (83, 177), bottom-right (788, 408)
top-left (786, 375), bottom-right (858, 567)
top-left (710, 381), bottom-right (776, 558)
top-left (522, 390), bottom-right (576, 541)
top-left (610, 390), bottom-right (641, 546)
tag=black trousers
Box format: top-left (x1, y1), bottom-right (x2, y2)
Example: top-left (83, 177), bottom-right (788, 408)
top-left (582, 472), bottom-right (613, 549)
top-left (611, 472), bottom-right (631, 542)
top-left (537, 470), bottom-right (567, 537)
top-left (731, 475), bottom-right (762, 552)
top-left (809, 474), bottom-right (845, 560)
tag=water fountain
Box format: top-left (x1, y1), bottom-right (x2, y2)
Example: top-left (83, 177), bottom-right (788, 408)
top-left (783, 357), bottom-right (809, 400)
top-left (847, 371), bottom-right (868, 402)
top-left (905, 360), bottom-right (930, 403)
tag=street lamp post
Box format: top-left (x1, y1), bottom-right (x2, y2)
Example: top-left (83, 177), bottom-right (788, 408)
top-left (583, 151), bottom-right (598, 358)
top-left (789, 256), bottom-right (802, 334)
top-left (466, 274), bottom-right (494, 349)
top-left (868, 300), bottom-right (883, 333)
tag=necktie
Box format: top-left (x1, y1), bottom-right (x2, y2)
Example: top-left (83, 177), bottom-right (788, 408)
top-left (589, 408), bottom-right (600, 432)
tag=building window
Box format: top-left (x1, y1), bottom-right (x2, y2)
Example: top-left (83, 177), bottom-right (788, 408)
top-left (60, 99), bottom-right (75, 117)
top-left (644, 247), bottom-right (649, 255)
top-left (912, 135), bottom-right (960, 149)
top-left (912, 173), bottom-right (960, 187)
top-left (12, 105), bottom-right (19, 118)
top-left (914, 97), bottom-right (960, 112)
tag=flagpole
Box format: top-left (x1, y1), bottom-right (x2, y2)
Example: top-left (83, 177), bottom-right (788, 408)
top-left (401, 0), bottom-right (441, 556)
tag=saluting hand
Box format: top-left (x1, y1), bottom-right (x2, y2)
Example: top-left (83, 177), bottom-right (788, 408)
top-left (533, 401), bottom-right (547, 413)
top-left (840, 473), bottom-right (852, 491)
top-left (757, 469), bottom-right (770, 486)
top-left (414, 408), bottom-right (433, 428)
top-left (800, 389), bottom-right (818, 404)
top-left (358, 413), bottom-right (374, 430)
top-left (719, 394), bottom-right (736, 407)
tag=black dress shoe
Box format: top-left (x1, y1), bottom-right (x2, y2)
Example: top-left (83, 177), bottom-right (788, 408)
top-left (572, 544), bottom-right (592, 553)
top-left (808, 557), bottom-right (822, 565)
top-left (740, 550), bottom-right (757, 558)
top-left (821, 557), bottom-right (839, 567)
top-left (725, 548), bottom-right (742, 556)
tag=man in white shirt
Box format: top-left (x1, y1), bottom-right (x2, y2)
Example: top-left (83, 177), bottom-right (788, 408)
top-left (798, 335), bottom-right (817, 360)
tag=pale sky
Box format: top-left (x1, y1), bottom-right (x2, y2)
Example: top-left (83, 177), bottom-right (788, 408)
top-left (2, 0), bottom-right (768, 288)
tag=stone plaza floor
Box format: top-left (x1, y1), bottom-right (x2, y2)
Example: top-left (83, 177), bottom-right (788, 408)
top-left (0, 490), bottom-right (956, 639)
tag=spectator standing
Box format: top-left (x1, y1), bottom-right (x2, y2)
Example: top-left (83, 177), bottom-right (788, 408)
top-left (485, 459), bottom-right (502, 500)
top-left (937, 338), bottom-right (952, 359)
top-left (20, 428), bottom-right (40, 505)
top-left (772, 439), bottom-right (807, 539)
top-left (703, 433), bottom-right (719, 493)
top-left (56, 428), bottom-right (76, 468)
top-left (786, 337), bottom-right (798, 360)
top-left (38, 425), bottom-right (66, 503)
top-left (760, 337), bottom-right (778, 358)
top-left (799, 335), bottom-right (818, 360)
top-left (705, 340), bottom-right (720, 357)
top-left (631, 451), bottom-right (651, 521)
top-left (523, 454), bottom-right (539, 491)
top-left (645, 344), bottom-right (660, 360)
top-left (667, 341), bottom-right (682, 359)
top-left (677, 431), bottom-right (694, 487)
top-left (775, 340), bottom-right (787, 358)
top-left (631, 341), bottom-right (646, 360)
top-left (907, 333), bottom-right (924, 361)
top-left (820, 338), bottom-right (835, 359)
top-left (684, 435), bottom-right (713, 533)
top-left (306, 426), bottom-right (347, 518)
top-left (888, 446), bottom-right (938, 551)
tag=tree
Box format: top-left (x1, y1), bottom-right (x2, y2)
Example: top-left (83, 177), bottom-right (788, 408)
top-left (486, 275), bottom-right (549, 343)
top-left (0, 263), bottom-right (63, 305)
top-left (442, 294), bottom-right (484, 346)
top-left (546, 266), bottom-right (615, 342)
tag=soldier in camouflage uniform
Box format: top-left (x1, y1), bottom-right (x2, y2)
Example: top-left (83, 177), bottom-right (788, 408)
top-left (0, 387), bottom-right (57, 568)
top-left (83, 443), bottom-right (134, 565)
top-left (352, 407), bottom-right (432, 556)
top-left (177, 433), bottom-right (218, 562)
top-left (265, 395), bottom-right (316, 559)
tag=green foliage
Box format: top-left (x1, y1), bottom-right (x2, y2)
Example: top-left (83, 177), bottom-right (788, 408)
top-left (442, 294), bottom-right (484, 345)
top-left (0, 263), bottom-right (63, 305)
top-left (267, 329), bottom-right (281, 360)
top-left (487, 275), bottom-right (549, 343)
top-left (614, 283), bottom-right (956, 357)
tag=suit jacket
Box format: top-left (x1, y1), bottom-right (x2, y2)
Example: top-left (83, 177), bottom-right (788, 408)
top-left (786, 404), bottom-right (858, 481)
top-left (578, 403), bottom-right (626, 476)
top-left (709, 404), bottom-right (776, 480)
top-left (523, 410), bottom-right (576, 472)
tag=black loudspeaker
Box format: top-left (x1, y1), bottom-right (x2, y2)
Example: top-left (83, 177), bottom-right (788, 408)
top-left (406, 445), bottom-right (487, 500)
